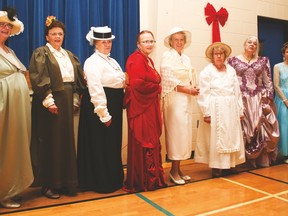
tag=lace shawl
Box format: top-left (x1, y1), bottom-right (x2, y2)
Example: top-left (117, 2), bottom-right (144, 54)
top-left (160, 49), bottom-right (197, 98)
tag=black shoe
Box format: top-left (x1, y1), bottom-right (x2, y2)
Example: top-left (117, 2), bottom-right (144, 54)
top-left (41, 187), bottom-right (60, 199)
top-left (58, 187), bottom-right (77, 196)
top-left (212, 168), bottom-right (222, 178)
top-left (222, 168), bottom-right (239, 176)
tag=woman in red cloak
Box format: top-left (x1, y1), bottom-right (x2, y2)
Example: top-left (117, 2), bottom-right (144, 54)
top-left (123, 30), bottom-right (167, 192)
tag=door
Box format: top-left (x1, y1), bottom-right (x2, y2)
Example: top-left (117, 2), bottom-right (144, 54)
top-left (258, 16), bottom-right (288, 72)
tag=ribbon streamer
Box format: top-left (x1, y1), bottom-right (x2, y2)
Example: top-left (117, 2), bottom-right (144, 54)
top-left (205, 3), bottom-right (229, 43)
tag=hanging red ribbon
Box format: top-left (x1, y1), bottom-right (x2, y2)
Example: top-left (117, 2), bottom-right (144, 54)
top-left (205, 3), bottom-right (229, 43)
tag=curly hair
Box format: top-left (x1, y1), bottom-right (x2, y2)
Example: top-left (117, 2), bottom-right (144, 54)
top-left (44, 18), bottom-right (65, 36)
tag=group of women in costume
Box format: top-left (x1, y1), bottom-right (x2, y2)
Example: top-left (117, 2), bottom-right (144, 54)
top-left (1, 6), bottom-right (287, 209)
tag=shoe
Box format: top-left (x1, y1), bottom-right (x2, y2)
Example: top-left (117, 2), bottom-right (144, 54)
top-left (222, 168), bottom-right (239, 176)
top-left (284, 159), bottom-right (288, 164)
top-left (212, 168), bottom-right (222, 178)
top-left (181, 175), bottom-right (191, 181)
top-left (41, 187), bottom-right (60, 199)
top-left (169, 173), bottom-right (185, 185)
top-left (57, 187), bottom-right (77, 196)
top-left (0, 199), bottom-right (20, 208)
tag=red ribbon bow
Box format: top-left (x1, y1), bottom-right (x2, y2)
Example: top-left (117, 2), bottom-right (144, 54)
top-left (205, 3), bottom-right (229, 43)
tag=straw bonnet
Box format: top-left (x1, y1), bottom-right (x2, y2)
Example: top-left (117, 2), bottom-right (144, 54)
top-left (0, 10), bottom-right (24, 36)
top-left (86, 26), bottom-right (115, 46)
top-left (164, 27), bottom-right (191, 48)
top-left (205, 42), bottom-right (232, 60)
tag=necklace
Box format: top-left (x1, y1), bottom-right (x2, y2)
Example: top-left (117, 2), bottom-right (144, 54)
top-left (243, 53), bottom-right (253, 63)
top-left (97, 54), bottom-right (121, 71)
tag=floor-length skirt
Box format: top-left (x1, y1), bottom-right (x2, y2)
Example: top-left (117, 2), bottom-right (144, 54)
top-left (77, 88), bottom-right (124, 193)
top-left (195, 95), bottom-right (245, 169)
top-left (30, 83), bottom-right (78, 193)
top-left (123, 101), bottom-right (167, 193)
top-left (242, 93), bottom-right (279, 167)
top-left (163, 92), bottom-right (193, 160)
top-left (0, 72), bottom-right (33, 201)
top-left (275, 89), bottom-right (288, 157)
top-left (123, 135), bottom-right (167, 193)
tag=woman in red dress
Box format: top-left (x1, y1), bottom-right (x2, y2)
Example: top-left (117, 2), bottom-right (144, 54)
top-left (123, 30), bottom-right (167, 192)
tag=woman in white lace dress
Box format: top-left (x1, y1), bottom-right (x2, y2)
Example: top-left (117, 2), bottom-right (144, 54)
top-left (196, 42), bottom-right (245, 177)
top-left (160, 27), bottom-right (199, 184)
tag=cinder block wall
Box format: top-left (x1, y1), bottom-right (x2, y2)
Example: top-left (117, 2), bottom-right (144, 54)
top-left (75, 0), bottom-right (288, 164)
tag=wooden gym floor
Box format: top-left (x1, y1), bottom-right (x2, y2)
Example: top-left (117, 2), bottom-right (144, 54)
top-left (0, 160), bottom-right (288, 216)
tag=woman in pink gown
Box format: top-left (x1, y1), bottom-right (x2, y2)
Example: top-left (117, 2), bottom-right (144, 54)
top-left (227, 36), bottom-right (279, 168)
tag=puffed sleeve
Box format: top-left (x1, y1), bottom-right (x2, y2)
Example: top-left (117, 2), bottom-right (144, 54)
top-left (197, 66), bottom-right (211, 117)
top-left (29, 48), bottom-right (52, 98)
top-left (84, 58), bottom-right (111, 123)
top-left (67, 50), bottom-right (86, 94)
top-left (262, 57), bottom-right (274, 99)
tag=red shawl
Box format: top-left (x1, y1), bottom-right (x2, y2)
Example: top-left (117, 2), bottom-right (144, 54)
top-left (124, 50), bottom-right (162, 148)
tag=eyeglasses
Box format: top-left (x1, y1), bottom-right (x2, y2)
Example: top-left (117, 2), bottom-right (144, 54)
top-left (49, 32), bottom-right (64, 37)
top-left (141, 40), bottom-right (156, 45)
top-left (0, 22), bottom-right (13, 29)
top-left (213, 52), bottom-right (224, 56)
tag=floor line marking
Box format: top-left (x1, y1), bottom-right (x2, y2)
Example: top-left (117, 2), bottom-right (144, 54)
top-left (275, 190), bottom-right (288, 196)
top-left (222, 177), bottom-right (288, 202)
top-left (195, 177), bottom-right (288, 215)
top-left (135, 193), bottom-right (174, 216)
top-left (248, 171), bottom-right (288, 184)
top-left (195, 196), bottom-right (272, 216)
top-left (221, 177), bottom-right (272, 195)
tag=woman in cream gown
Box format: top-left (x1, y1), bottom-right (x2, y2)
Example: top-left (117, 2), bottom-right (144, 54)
top-left (160, 27), bottom-right (199, 184)
top-left (0, 8), bottom-right (33, 208)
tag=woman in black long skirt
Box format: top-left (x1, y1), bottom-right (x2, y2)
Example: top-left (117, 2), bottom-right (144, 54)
top-left (77, 26), bottom-right (127, 193)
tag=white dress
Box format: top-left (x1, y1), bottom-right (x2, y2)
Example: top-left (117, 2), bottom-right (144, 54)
top-left (160, 48), bottom-right (197, 160)
top-left (195, 63), bottom-right (245, 169)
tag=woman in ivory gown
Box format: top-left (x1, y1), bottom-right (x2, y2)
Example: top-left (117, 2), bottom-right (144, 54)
top-left (160, 27), bottom-right (199, 184)
top-left (0, 7), bottom-right (33, 208)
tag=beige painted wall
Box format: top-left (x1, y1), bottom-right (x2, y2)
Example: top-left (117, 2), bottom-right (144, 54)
top-left (131, 0), bottom-right (288, 164)
top-left (140, 0), bottom-right (288, 71)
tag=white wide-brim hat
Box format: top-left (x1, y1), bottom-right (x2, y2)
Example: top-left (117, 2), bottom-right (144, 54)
top-left (86, 26), bottom-right (115, 46)
top-left (205, 42), bottom-right (232, 60)
top-left (0, 10), bottom-right (24, 36)
top-left (164, 27), bottom-right (191, 48)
